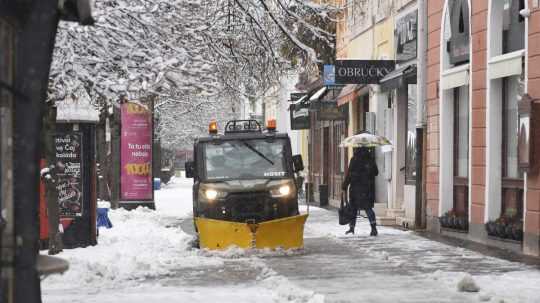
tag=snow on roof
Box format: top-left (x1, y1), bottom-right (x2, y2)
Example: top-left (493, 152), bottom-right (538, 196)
top-left (56, 86), bottom-right (100, 123)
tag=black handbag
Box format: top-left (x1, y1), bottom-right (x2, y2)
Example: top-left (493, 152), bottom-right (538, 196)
top-left (338, 192), bottom-right (356, 225)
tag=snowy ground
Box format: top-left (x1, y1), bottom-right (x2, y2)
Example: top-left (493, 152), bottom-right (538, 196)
top-left (42, 177), bottom-right (540, 303)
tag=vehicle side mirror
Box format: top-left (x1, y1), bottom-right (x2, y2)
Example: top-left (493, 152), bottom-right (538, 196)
top-left (292, 155), bottom-right (304, 172)
top-left (185, 161), bottom-right (195, 178)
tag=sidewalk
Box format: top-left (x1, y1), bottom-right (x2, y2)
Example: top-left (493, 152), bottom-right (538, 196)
top-left (303, 199), bottom-right (540, 267)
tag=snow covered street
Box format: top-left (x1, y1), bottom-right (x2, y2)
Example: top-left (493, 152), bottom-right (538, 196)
top-left (42, 178), bottom-right (540, 303)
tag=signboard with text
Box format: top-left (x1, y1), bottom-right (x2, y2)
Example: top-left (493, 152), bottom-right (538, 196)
top-left (334, 60), bottom-right (395, 84)
top-left (120, 102), bottom-right (153, 201)
top-left (54, 132), bottom-right (84, 217)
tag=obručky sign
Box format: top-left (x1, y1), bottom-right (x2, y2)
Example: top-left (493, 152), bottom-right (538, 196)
top-left (120, 102), bottom-right (153, 201)
top-left (334, 60), bottom-right (395, 84)
top-left (54, 132), bottom-right (84, 217)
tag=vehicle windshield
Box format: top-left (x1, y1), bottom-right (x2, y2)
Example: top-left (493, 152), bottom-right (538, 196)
top-left (203, 138), bottom-right (290, 180)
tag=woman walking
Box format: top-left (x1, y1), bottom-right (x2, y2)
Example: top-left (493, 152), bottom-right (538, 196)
top-left (342, 147), bottom-right (379, 236)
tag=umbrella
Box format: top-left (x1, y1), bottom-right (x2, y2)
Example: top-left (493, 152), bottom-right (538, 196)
top-left (339, 132), bottom-right (392, 149)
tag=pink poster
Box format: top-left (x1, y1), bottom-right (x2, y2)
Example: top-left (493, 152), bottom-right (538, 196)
top-left (120, 102), bottom-right (153, 201)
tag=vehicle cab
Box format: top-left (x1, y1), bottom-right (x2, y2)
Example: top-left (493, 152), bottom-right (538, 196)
top-left (185, 120), bottom-right (304, 224)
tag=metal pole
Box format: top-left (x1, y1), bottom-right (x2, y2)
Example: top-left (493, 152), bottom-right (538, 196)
top-left (415, 0), bottom-right (428, 229)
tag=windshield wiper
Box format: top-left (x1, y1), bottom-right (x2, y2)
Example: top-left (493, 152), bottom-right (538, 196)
top-left (242, 141), bottom-right (274, 165)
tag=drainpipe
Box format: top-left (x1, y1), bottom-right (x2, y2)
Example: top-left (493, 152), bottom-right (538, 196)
top-left (415, 0), bottom-right (428, 229)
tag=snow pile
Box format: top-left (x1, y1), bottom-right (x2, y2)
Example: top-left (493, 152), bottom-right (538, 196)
top-left (457, 273), bottom-right (480, 292)
top-left (255, 261), bottom-right (325, 303)
top-left (43, 206), bottom-right (220, 290)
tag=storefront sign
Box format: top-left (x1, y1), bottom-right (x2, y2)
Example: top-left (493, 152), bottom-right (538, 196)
top-left (317, 101), bottom-right (347, 121)
top-left (395, 10), bottom-right (418, 62)
top-left (120, 102), bottom-right (153, 201)
top-left (290, 102), bottom-right (310, 130)
top-left (334, 60), bottom-right (395, 84)
top-left (54, 132), bottom-right (84, 217)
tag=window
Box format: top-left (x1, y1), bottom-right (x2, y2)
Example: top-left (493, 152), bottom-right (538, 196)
top-left (451, 86), bottom-right (469, 216)
top-left (405, 84), bottom-right (417, 184)
top-left (203, 139), bottom-right (290, 181)
top-left (501, 75), bottom-right (524, 218)
top-left (446, 0), bottom-right (470, 65)
top-left (454, 87), bottom-right (469, 178)
top-left (502, 0), bottom-right (525, 54)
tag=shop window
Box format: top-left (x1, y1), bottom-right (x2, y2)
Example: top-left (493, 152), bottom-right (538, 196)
top-left (453, 86), bottom-right (469, 215)
top-left (501, 76), bottom-right (524, 218)
top-left (405, 84), bottom-right (417, 185)
top-left (356, 94), bottom-right (369, 133)
top-left (446, 0), bottom-right (470, 66)
top-left (502, 0), bottom-right (525, 54)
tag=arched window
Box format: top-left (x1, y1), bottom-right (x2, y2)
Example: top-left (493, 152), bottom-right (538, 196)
top-left (503, 0), bottom-right (525, 53)
top-left (446, 0), bottom-right (470, 66)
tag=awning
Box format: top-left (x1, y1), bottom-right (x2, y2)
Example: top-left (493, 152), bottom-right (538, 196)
top-left (379, 64), bottom-right (417, 91)
top-left (309, 87), bottom-right (328, 101)
top-left (441, 64), bottom-right (469, 90)
top-left (337, 84), bottom-right (361, 106)
top-left (291, 95), bottom-right (308, 106)
top-left (488, 49), bottom-right (525, 80)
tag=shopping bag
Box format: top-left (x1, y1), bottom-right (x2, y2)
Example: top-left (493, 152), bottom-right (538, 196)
top-left (338, 192), bottom-right (355, 225)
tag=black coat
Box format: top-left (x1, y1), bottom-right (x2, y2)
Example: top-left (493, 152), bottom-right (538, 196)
top-left (342, 149), bottom-right (378, 210)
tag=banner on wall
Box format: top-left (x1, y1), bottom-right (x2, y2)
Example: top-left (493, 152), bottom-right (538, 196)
top-left (54, 132), bottom-right (84, 217)
top-left (120, 102), bottom-right (153, 201)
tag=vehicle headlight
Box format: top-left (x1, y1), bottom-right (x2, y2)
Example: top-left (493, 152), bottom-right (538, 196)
top-left (205, 189), bottom-right (219, 200)
top-left (270, 185), bottom-right (292, 198)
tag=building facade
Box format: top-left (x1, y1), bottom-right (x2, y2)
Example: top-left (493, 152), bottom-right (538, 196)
top-left (334, 0), bottom-right (428, 226)
top-left (426, 0), bottom-right (540, 256)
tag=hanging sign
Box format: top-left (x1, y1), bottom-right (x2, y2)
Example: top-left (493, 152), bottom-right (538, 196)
top-left (334, 60), bottom-right (395, 84)
top-left (120, 102), bottom-right (153, 201)
top-left (54, 132), bottom-right (84, 217)
top-left (290, 102), bottom-right (310, 130)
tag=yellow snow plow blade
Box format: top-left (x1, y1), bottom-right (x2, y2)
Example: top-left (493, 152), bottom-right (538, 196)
top-left (195, 214), bottom-right (308, 250)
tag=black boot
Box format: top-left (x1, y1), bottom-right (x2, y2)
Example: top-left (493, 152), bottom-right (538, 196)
top-left (370, 223), bottom-right (378, 236)
top-left (345, 225), bottom-right (355, 235)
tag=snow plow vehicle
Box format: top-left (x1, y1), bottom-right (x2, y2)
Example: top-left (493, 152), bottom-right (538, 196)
top-left (185, 120), bottom-right (307, 250)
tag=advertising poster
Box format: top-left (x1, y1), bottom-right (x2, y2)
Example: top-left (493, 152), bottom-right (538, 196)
top-left (54, 132), bottom-right (84, 217)
top-left (120, 102), bottom-right (153, 201)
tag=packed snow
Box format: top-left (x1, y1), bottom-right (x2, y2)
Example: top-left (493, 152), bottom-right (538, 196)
top-left (42, 177), bottom-right (540, 303)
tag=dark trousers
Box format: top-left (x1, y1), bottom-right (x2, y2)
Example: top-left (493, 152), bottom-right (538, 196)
top-left (349, 205), bottom-right (377, 227)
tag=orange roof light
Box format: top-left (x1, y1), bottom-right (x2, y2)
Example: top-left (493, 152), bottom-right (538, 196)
top-left (267, 119), bottom-right (276, 131)
top-left (209, 121), bottom-right (218, 134)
